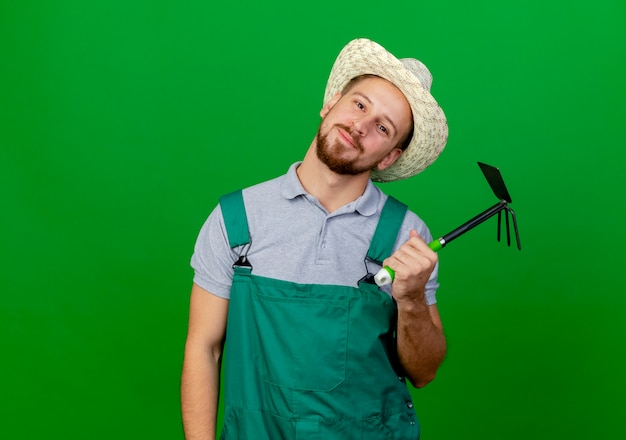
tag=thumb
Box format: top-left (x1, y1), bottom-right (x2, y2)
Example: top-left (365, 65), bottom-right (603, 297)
top-left (409, 229), bottom-right (420, 239)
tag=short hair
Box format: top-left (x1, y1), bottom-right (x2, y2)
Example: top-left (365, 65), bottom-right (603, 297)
top-left (340, 74), bottom-right (379, 95)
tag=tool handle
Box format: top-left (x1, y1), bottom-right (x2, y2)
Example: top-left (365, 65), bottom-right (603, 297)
top-left (373, 239), bottom-right (443, 286)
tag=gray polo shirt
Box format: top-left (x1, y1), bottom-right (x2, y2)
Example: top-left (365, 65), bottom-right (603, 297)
top-left (191, 162), bottom-right (439, 305)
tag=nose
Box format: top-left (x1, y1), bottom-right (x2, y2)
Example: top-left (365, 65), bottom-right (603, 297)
top-left (351, 118), bottom-right (367, 136)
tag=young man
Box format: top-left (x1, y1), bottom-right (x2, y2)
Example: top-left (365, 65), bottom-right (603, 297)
top-left (182, 38), bottom-right (449, 439)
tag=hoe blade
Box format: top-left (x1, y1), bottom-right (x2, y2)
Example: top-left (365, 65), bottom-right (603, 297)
top-left (478, 162), bottom-right (513, 203)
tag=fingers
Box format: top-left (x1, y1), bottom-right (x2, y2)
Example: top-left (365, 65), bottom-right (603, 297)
top-left (391, 230), bottom-right (436, 262)
top-left (382, 231), bottom-right (437, 301)
top-left (382, 230), bottom-right (437, 282)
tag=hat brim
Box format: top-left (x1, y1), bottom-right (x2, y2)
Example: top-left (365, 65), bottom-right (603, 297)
top-left (323, 39), bottom-right (448, 182)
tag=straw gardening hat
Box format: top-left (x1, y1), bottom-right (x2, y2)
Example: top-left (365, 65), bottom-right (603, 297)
top-left (323, 38), bottom-right (448, 182)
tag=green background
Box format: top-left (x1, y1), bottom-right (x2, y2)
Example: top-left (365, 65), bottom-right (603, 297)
top-left (1, 0), bottom-right (624, 438)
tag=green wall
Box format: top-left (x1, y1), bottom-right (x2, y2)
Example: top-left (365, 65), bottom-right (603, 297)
top-left (1, 0), bottom-right (624, 438)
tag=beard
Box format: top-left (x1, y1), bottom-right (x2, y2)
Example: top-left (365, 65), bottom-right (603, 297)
top-left (315, 123), bottom-right (382, 176)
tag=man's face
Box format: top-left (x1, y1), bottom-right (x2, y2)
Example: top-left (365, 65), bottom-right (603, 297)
top-left (316, 76), bottom-right (413, 176)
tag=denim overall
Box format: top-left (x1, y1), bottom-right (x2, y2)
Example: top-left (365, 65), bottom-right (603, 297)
top-left (219, 190), bottom-right (419, 439)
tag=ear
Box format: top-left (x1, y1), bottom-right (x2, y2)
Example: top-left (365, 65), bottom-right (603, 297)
top-left (376, 148), bottom-right (403, 171)
top-left (320, 92), bottom-right (342, 118)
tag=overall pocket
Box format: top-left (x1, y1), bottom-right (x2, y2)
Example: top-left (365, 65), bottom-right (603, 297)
top-left (251, 289), bottom-right (349, 392)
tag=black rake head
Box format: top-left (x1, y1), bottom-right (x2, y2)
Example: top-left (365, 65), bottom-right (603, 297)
top-left (478, 162), bottom-right (521, 250)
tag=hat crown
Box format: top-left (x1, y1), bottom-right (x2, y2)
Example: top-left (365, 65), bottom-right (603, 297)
top-left (400, 58), bottom-right (433, 91)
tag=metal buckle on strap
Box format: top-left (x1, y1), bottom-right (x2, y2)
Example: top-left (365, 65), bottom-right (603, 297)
top-left (232, 255), bottom-right (252, 269)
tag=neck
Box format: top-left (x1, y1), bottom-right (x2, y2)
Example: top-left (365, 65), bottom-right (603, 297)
top-left (297, 140), bottom-right (371, 213)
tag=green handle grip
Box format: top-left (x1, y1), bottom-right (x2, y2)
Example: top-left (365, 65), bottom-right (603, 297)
top-left (373, 238), bottom-right (442, 286)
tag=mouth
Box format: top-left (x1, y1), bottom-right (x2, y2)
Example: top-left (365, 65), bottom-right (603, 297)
top-left (337, 128), bottom-right (357, 149)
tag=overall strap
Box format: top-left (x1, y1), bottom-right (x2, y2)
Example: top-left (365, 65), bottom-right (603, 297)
top-left (366, 196), bottom-right (408, 265)
top-left (219, 190), bottom-right (251, 249)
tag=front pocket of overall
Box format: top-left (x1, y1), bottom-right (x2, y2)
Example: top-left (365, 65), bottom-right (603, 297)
top-left (251, 292), bottom-right (349, 392)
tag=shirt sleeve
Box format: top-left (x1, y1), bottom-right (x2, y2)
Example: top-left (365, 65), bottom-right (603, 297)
top-left (190, 204), bottom-right (240, 299)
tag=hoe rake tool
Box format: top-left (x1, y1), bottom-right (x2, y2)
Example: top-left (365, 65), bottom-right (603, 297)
top-left (374, 162), bottom-right (522, 286)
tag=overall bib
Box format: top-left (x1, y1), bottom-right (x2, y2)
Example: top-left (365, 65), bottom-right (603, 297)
top-left (219, 190), bottom-right (420, 439)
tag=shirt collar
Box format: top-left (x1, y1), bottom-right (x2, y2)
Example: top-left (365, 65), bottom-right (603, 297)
top-left (281, 162), bottom-right (381, 217)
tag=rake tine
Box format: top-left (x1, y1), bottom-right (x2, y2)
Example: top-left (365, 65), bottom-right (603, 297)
top-left (508, 207), bottom-right (522, 250)
top-left (497, 210), bottom-right (502, 243)
top-left (505, 207), bottom-right (511, 247)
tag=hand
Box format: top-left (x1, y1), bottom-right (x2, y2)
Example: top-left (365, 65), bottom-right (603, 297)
top-left (382, 230), bottom-right (438, 304)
